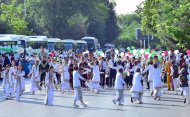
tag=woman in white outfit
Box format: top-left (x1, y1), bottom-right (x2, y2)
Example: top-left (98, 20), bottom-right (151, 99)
top-left (130, 68), bottom-right (144, 104)
top-left (14, 65), bottom-right (25, 102)
top-left (29, 60), bottom-right (41, 94)
top-left (87, 60), bottom-right (102, 93)
top-left (9, 60), bottom-right (17, 95)
top-left (2, 64), bottom-right (13, 99)
top-left (152, 64), bottom-right (163, 100)
top-left (60, 59), bottom-right (71, 93)
top-left (44, 66), bottom-right (58, 106)
top-left (112, 68), bottom-right (126, 106)
top-left (142, 61), bottom-right (154, 96)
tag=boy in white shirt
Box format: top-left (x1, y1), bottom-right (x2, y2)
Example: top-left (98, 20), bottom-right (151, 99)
top-left (112, 68), bottom-right (126, 106)
top-left (73, 65), bottom-right (88, 107)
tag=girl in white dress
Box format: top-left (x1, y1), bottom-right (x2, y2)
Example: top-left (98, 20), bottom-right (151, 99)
top-left (9, 60), bottom-right (17, 95)
top-left (29, 60), bottom-right (41, 94)
top-left (2, 64), bottom-right (13, 99)
top-left (14, 65), bottom-right (25, 102)
top-left (130, 68), bottom-right (144, 104)
top-left (87, 60), bottom-right (102, 94)
top-left (152, 64), bottom-right (163, 100)
top-left (60, 59), bottom-right (71, 93)
top-left (44, 66), bottom-right (57, 106)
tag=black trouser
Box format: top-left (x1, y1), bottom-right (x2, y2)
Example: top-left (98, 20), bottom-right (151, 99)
top-left (100, 70), bottom-right (105, 87)
top-left (124, 76), bottom-right (130, 87)
top-left (40, 72), bottom-right (46, 87)
top-left (109, 69), bottom-right (116, 87)
top-left (56, 72), bottom-right (61, 84)
top-left (81, 74), bottom-right (88, 87)
top-left (129, 72), bottom-right (134, 86)
top-left (147, 81), bottom-right (150, 89)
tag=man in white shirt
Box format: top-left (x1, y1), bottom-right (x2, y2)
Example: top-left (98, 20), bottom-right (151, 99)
top-left (100, 57), bottom-right (107, 88)
top-left (108, 55), bottom-right (117, 87)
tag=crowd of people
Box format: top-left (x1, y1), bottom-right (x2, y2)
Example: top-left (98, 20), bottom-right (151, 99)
top-left (0, 47), bottom-right (190, 107)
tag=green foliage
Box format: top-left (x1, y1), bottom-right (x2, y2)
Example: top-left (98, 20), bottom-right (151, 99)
top-left (137, 0), bottom-right (190, 50)
top-left (117, 14), bottom-right (141, 48)
top-left (0, 0), bottom-right (29, 34)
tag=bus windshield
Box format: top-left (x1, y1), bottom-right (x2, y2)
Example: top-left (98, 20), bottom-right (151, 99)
top-left (27, 41), bottom-right (48, 49)
top-left (55, 42), bottom-right (64, 51)
top-left (0, 41), bottom-right (17, 47)
top-left (63, 42), bottom-right (74, 50)
top-left (83, 39), bottom-right (95, 50)
top-left (76, 43), bottom-right (87, 51)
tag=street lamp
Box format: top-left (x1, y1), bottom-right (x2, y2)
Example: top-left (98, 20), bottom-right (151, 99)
top-left (24, 0), bottom-right (26, 16)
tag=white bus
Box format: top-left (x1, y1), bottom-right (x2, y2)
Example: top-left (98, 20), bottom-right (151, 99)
top-left (62, 39), bottom-right (76, 50)
top-left (104, 43), bottom-right (114, 50)
top-left (81, 37), bottom-right (99, 51)
top-left (75, 40), bottom-right (88, 52)
top-left (0, 34), bottom-right (27, 48)
top-left (48, 38), bottom-right (64, 51)
top-left (26, 36), bottom-right (48, 49)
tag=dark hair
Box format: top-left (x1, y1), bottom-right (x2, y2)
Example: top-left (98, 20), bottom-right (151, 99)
top-left (136, 68), bottom-right (141, 72)
top-left (149, 61), bottom-right (153, 65)
top-left (154, 63), bottom-right (158, 68)
top-left (49, 66), bottom-right (54, 70)
top-left (154, 56), bottom-right (158, 59)
top-left (118, 68), bottom-right (123, 73)
top-left (73, 65), bottom-right (78, 70)
top-left (171, 60), bottom-right (175, 65)
top-left (117, 60), bottom-right (122, 65)
top-left (94, 60), bottom-right (99, 65)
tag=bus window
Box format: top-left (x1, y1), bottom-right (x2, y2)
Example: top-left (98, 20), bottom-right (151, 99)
top-left (55, 42), bottom-right (64, 51)
top-left (63, 43), bottom-right (74, 50)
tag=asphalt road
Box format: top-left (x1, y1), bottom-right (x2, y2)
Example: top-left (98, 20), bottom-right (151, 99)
top-left (0, 80), bottom-right (189, 117)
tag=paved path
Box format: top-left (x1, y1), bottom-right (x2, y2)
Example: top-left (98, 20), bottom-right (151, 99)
top-left (0, 79), bottom-right (189, 117)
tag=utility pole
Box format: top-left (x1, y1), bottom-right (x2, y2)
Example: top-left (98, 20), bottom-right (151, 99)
top-left (24, 0), bottom-right (26, 16)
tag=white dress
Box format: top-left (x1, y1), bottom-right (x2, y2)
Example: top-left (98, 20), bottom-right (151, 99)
top-left (87, 65), bottom-right (102, 92)
top-left (15, 70), bottom-right (25, 101)
top-left (152, 68), bottom-right (163, 89)
top-left (30, 65), bottom-right (41, 92)
top-left (44, 72), bottom-right (57, 105)
top-left (61, 64), bottom-right (70, 91)
top-left (9, 66), bottom-right (17, 93)
top-left (131, 73), bottom-right (144, 93)
top-left (2, 70), bottom-right (13, 98)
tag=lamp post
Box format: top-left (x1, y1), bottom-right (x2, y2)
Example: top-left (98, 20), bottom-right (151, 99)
top-left (24, 0), bottom-right (26, 16)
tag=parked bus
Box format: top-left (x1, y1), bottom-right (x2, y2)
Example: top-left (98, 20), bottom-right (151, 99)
top-left (62, 39), bottom-right (76, 50)
top-left (81, 37), bottom-right (99, 51)
top-left (26, 36), bottom-right (48, 49)
top-left (75, 40), bottom-right (88, 52)
top-left (104, 43), bottom-right (114, 50)
top-left (48, 38), bottom-right (64, 51)
top-left (0, 34), bottom-right (27, 48)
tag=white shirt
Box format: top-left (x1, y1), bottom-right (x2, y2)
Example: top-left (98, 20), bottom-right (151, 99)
top-left (100, 61), bottom-right (108, 70)
top-left (49, 62), bottom-right (59, 72)
top-left (108, 59), bottom-right (114, 69)
top-left (73, 70), bottom-right (85, 87)
top-left (142, 64), bottom-right (154, 81)
top-left (114, 73), bottom-right (126, 89)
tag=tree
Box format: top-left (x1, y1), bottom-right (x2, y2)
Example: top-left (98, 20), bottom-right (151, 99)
top-left (137, 0), bottom-right (190, 50)
top-left (105, 1), bottom-right (119, 43)
top-left (0, 0), bottom-right (29, 34)
top-left (117, 14), bottom-right (141, 48)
